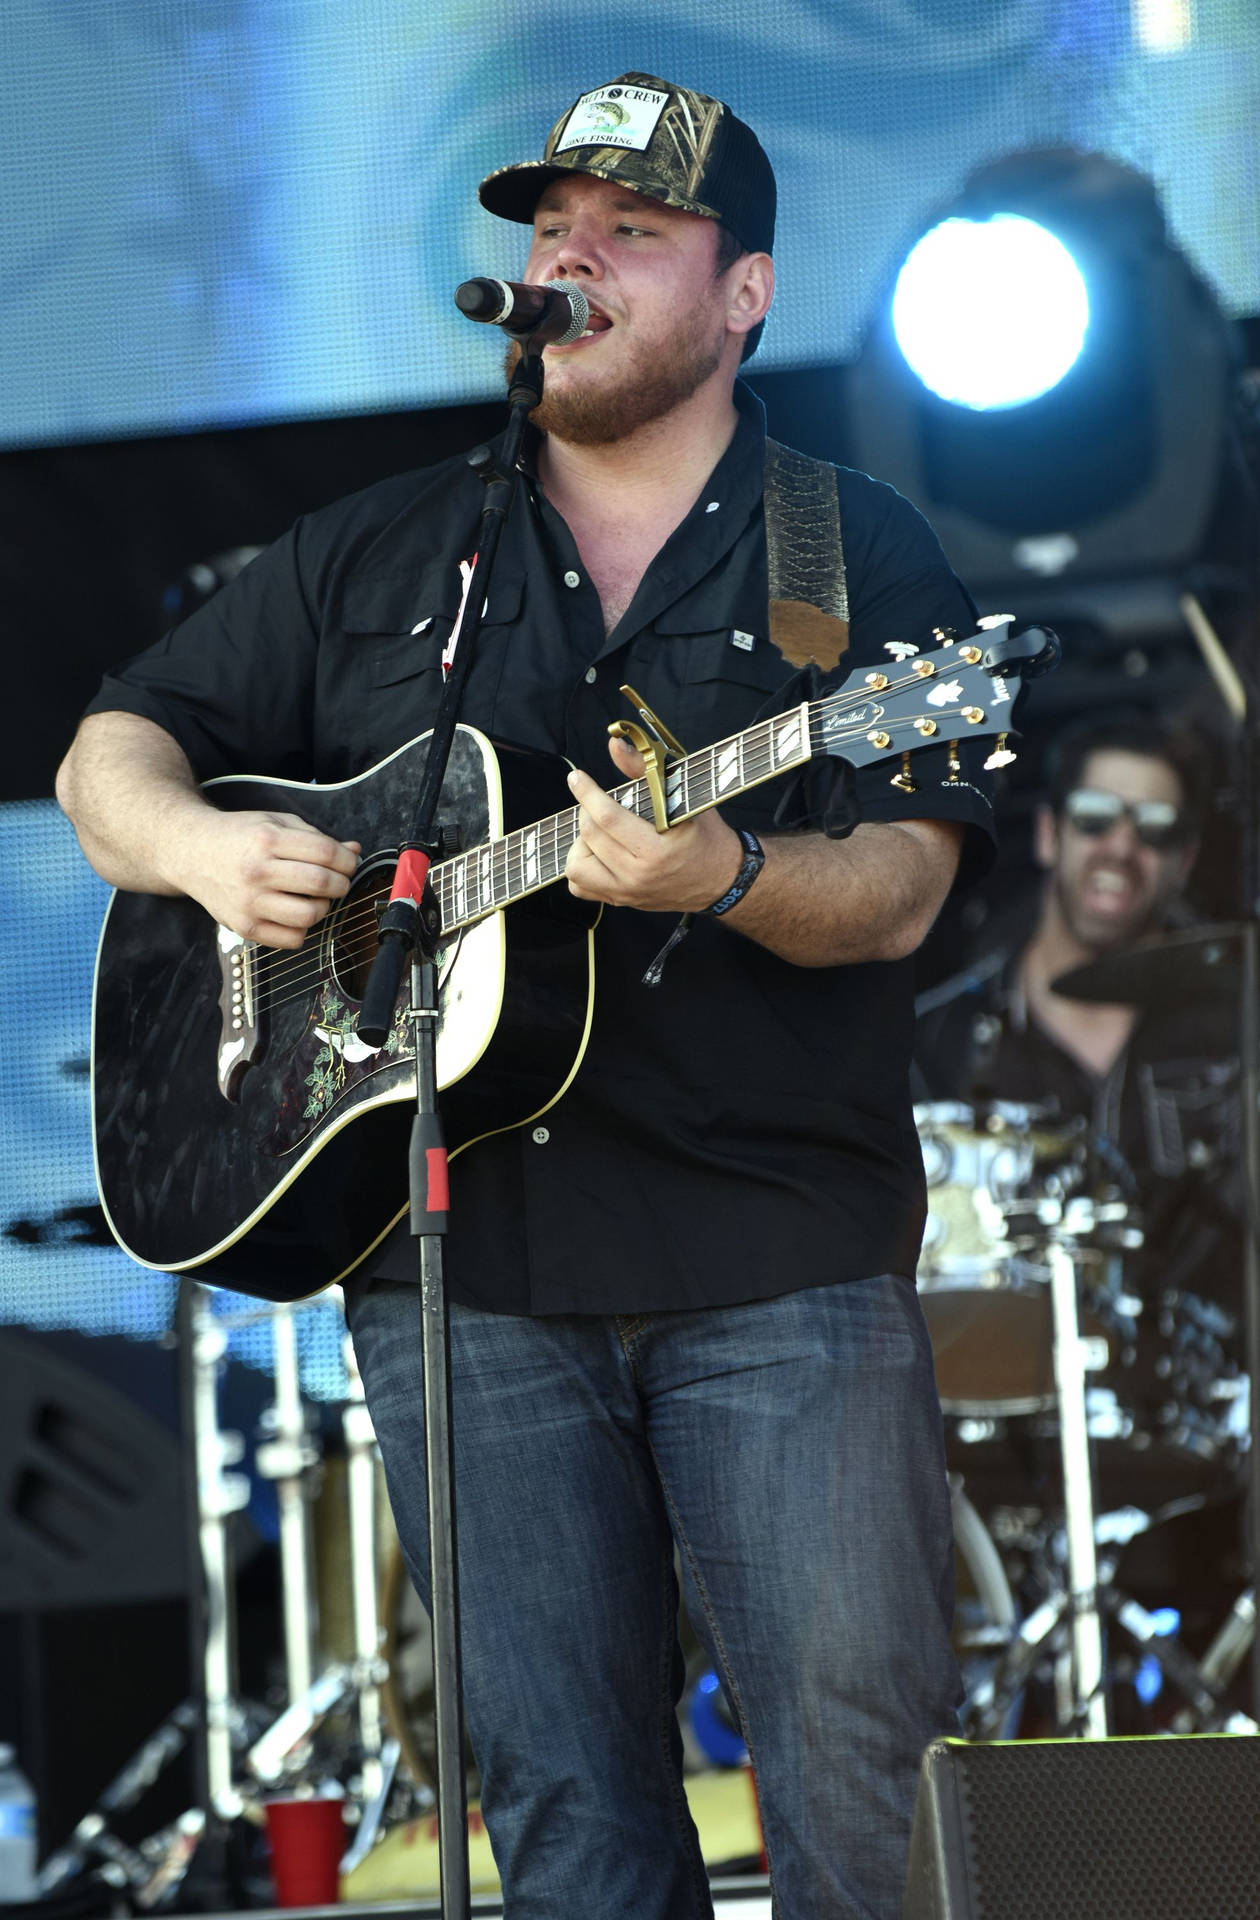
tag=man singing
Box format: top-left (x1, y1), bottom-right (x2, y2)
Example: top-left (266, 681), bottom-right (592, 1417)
top-left (59, 73), bottom-right (995, 1918)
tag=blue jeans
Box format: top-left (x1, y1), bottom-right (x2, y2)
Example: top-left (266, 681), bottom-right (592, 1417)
top-left (346, 1275), bottom-right (961, 1920)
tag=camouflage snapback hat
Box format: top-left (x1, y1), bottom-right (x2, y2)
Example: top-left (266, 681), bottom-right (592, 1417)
top-left (478, 72), bottom-right (776, 257)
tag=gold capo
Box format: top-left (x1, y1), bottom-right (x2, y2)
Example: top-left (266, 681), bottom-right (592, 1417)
top-left (609, 685), bottom-right (688, 833)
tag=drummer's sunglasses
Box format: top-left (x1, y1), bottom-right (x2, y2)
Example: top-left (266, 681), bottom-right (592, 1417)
top-left (1062, 787), bottom-right (1189, 850)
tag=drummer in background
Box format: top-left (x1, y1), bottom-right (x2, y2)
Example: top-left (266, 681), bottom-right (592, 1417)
top-left (914, 713), bottom-right (1240, 1308)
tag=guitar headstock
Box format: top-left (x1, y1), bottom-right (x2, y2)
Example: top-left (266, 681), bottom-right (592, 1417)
top-left (815, 619), bottom-right (1058, 785)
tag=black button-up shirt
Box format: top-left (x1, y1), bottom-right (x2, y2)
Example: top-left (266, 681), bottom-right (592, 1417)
top-left (87, 387), bottom-right (995, 1313)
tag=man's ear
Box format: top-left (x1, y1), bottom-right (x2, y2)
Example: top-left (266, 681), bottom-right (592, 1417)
top-left (1032, 802), bottom-right (1059, 871)
top-left (1173, 834), bottom-right (1199, 890)
top-left (726, 252), bottom-right (774, 342)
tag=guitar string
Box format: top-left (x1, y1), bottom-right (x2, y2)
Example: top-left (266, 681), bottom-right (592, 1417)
top-left (242, 655), bottom-right (964, 1005)
top-left (247, 702), bottom-right (985, 1019)
top-left (245, 700), bottom-right (827, 1009)
top-left (241, 693), bottom-right (995, 1023)
top-left (246, 698), bottom-right (991, 1019)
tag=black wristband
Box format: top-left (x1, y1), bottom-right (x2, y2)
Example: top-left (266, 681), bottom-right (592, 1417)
top-left (706, 828), bottom-right (766, 916)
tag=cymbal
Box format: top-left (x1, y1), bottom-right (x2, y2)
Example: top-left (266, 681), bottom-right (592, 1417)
top-left (1052, 922), bottom-right (1245, 1008)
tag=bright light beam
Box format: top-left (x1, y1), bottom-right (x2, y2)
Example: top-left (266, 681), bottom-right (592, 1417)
top-left (891, 213), bottom-right (1091, 411)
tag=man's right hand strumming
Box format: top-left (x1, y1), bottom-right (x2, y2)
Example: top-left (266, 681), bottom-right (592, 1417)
top-left (55, 709), bottom-right (359, 950)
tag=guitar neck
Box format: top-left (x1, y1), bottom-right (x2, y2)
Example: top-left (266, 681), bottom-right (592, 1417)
top-left (426, 618), bottom-right (1045, 938)
top-left (432, 702), bottom-right (814, 936)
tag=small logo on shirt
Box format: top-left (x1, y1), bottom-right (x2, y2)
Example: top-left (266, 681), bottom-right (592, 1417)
top-left (730, 629), bottom-right (756, 653)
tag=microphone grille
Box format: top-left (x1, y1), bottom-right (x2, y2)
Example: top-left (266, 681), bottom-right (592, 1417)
top-left (545, 280), bottom-right (590, 345)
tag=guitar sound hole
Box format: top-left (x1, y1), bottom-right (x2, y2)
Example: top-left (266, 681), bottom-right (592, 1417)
top-left (328, 858), bottom-right (396, 1003)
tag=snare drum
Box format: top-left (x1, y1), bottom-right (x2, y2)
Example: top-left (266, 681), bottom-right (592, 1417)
top-left (914, 1102), bottom-right (1105, 1415)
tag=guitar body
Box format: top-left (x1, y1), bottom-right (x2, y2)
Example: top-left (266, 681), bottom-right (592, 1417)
top-left (89, 622), bottom-right (1057, 1302)
top-left (92, 728), bottom-right (597, 1299)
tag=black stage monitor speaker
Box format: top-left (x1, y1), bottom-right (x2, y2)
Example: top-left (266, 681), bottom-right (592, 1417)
top-left (903, 1734), bottom-right (1260, 1920)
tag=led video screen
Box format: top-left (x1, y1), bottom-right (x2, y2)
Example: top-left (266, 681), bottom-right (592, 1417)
top-left (3, 1), bottom-right (1258, 449)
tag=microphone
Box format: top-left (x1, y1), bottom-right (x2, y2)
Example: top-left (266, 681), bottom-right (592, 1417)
top-left (454, 278), bottom-right (590, 345)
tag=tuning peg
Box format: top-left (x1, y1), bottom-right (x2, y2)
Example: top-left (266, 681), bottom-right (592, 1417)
top-left (884, 640), bottom-right (920, 660)
top-left (984, 732), bottom-right (1017, 770)
top-left (891, 752), bottom-right (918, 794)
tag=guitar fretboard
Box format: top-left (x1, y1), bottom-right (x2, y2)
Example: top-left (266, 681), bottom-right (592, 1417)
top-left (431, 701), bottom-right (815, 935)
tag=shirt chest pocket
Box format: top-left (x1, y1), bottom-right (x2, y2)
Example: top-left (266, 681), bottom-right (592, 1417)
top-left (670, 626), bottom-right (799, 740)
top-left (650, 626), bottom-right (818, 829)
top-left (340, 567), bottom-right (525, 690)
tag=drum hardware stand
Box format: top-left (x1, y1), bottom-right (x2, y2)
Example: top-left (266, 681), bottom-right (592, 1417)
top-left (42, 1288), bottom-right (286, 1904)
top-left (191, 1289), bottom-right (399, 1858)
top-left (1192, 1587), bottom-right (1258, 1705)
top-left (67, 1283), bottom-right (266, 1915)
top-left (244, 1657), bottom-right (392, 1784)
top-left (187, 1283), bottom-right (255, 1817)
top-left (37, 1288), bottom-right (406, 1906)
top-left (970, 1513), bottom-right (1257, 1738)
top-left (244, 1306), bottom-right (402, 1873)
top-left (244, 1318), bottom-right (399, 1850)
top-left (35, 1703), bottom-right (202, 1898)
top-left (1043, 1194), bottom-right (1114, 1736)
top-left (342, 1324), bottom-right (389, 1808)
top-left (254, 1299), bottom-right (324, 1721)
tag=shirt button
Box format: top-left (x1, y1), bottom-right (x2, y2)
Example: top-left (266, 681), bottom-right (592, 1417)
top-left (531, 1126), bottom-right (550, 1145)
top-left (563, 569), bottom-right (581, 588)
top-left (705, 500), bottom-right (719, 513)
top-left (584, 666), bottom-right (597, 684)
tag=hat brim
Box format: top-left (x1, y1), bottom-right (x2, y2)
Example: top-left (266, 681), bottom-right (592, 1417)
top-left (478, 157), bottom-right (721, 229)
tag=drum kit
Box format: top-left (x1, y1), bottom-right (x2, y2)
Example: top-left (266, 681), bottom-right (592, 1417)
top-left (921, 1070), bottom-right (1253, 1740)
top-left (36, 926), bottom-right (1255, 1903)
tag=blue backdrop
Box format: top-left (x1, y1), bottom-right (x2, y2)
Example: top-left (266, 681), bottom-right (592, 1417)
top-left (3, 0), bottom-right (1258, 448)
top-left (4, 0), bottom-right (1258, 1389)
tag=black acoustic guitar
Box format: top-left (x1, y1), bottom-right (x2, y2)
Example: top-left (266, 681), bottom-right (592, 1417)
top-left (91, 622), bottom-right (1052, 1299)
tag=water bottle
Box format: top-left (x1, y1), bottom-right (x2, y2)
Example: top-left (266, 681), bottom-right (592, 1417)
top-left (0, 1744), bottom-right (37, 1903)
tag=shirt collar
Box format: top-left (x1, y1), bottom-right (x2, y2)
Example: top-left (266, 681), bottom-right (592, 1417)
top-left (513, 378), bottom-right (766, 501)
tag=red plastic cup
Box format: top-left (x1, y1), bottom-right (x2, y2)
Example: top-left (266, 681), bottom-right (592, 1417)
top-left (264, 1794), bottom-right (346, 1907)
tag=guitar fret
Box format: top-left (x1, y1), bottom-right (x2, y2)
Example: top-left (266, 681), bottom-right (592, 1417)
top-left (430, 639), bottom-right (1019, 929)
top-left (774, 712), bottom-right (805, 765)
top-left (691, 746), bottom-right (713, 814)
top-left (714, 739), bottom-right (740, 794)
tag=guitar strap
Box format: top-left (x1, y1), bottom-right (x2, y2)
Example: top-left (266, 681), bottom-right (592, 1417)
top-left (641, 440), bottom-right (853, 987)
top-left (761, 437), bottom-right (861, 844)
top-left (763, 438), bottom-right (850, 671)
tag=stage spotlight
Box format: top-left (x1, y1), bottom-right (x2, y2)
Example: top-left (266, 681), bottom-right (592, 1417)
top-left (847, 148), bottom-right (1240, 616)
top-left (892, 214), bottom-right (1090, 412)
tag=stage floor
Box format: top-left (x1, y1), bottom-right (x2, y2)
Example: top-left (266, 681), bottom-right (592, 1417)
top-left (334, 1768), bottom-right (769, 1913)
top-left (205, 1887), bottom-right (773, 1919)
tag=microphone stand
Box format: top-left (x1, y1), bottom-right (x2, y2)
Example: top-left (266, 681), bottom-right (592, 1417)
top-left (354, 337), bottom-right (548, 1920)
